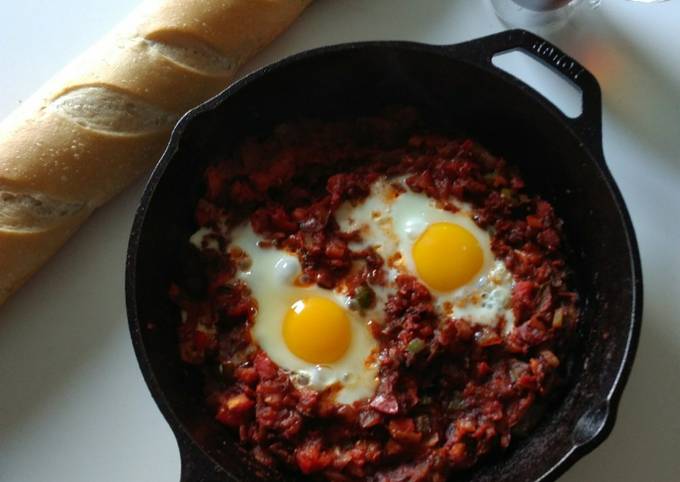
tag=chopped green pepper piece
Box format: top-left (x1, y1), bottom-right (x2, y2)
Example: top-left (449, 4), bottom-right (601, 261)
top-left (354, 285), bottom-right (375, 310)
top-left (407, 338), bottom-right (426, 355)
top-left (500, 188), bottom-right (514, 199)
top-left (552, 307), bottom-right (564, 328)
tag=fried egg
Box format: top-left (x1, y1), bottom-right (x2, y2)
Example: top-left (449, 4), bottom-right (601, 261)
top-left (335, 176), bottom-right (515, 331)
top-left (227, 224), bottom-right (379, 405)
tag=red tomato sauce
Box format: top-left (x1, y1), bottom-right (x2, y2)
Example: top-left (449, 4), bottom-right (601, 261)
top-left (170, 109), bottom-right (579, 481)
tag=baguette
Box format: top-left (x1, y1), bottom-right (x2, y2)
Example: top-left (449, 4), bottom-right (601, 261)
top-left (0, 0), bottom-right (312, 305)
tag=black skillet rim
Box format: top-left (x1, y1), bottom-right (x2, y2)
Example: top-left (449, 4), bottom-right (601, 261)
top-left (126, 29), bottom-right (643, 482)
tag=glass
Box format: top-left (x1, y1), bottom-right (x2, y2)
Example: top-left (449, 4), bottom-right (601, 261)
top-left (491, 0), bottom-right (667, 32)
top-left (490, 0), bottom-right (583, 30)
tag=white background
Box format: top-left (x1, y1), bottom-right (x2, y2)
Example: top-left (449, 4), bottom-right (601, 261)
top-left (1, 1), bottom-right (679, 481)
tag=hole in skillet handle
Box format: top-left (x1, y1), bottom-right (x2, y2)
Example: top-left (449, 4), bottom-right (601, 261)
top-left (447, 29), bottom-right (604, 161)
top-left (492, 49), bottom-right (583, 118)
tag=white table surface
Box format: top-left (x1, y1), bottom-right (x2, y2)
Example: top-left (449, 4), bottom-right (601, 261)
top-left (1, 1), bottom-right (679, 481)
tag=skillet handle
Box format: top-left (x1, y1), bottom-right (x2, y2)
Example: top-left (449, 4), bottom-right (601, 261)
top-left (448, 29), bottom-right (603, 157)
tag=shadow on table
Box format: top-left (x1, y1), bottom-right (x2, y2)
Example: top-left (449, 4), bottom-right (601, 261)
top-left (551, 8), bottom-right (680, 170)
top-left (545, 17), bottom-right (680, 479)
top-left (561, 294), bottom-right (680, 481)
top-left (0, 187), bottom-right (136, 447)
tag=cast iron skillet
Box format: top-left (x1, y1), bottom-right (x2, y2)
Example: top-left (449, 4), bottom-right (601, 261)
top-left (126, 30), bottom-right (642, 482)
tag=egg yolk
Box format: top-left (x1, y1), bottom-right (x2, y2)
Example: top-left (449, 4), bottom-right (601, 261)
top-left (412, 222), bottom-right (484, 292)
top-left (283, 297), bottom-right (351, 364)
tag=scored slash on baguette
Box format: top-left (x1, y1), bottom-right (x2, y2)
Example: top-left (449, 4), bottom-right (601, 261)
top-left (145, 31), bottom-right (242, 76)
top-left (49, 86), bottom-right (178, 136)
top-left (0, 0), bottom-right (313, 305)
top-left (0, 191), bottom-right (85, 231)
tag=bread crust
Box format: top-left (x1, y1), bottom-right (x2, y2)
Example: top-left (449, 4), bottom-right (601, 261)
top-left (0, 0), bottom-right (312, 305)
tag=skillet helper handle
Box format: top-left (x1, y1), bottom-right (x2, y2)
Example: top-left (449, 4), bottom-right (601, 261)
top-left (450, 29), bottom-right (603, 157)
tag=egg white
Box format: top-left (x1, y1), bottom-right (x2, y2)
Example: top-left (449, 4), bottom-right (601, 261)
top-left (189, 226), bottom-right (220, 251)
top-left (228, 223), bottom-right (379, 405)
top-left (335, 176), bottom-right (515, 331)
